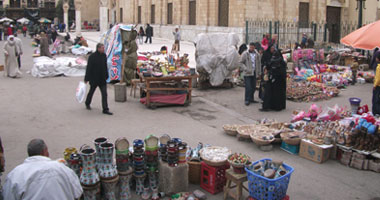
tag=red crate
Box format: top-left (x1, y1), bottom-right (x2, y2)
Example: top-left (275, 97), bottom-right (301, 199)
top-left (248, 195), bottom-right (290, 200)
top-left (200, 162), bottom-right (230, 194)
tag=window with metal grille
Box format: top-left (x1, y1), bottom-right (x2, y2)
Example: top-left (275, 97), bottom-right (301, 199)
top-left (120, 8), bottom-right (123, 22)
top-left (299, 2), bottom-right (309, 28)
top-left (218, 0), bottom-right (228, 27)
top-left (138, 6), bottom-right (141, 24)
top-left (151, 5), bottom-right (155, 24)
top-left (167, 3), bottom-right (173, 24)
top-left (189, 0), bottom-right (196, 25)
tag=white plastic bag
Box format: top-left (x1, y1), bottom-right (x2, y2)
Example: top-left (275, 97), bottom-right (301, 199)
top-left (76, 81), bottom-right (87, 103)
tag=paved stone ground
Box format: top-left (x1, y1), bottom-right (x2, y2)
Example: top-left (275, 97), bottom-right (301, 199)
top-left (0, 34), bottom-right (379, 200)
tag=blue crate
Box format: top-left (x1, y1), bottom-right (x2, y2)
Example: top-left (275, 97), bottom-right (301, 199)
top-left (245, 158), bottom-right (294, 200)
top-left (281, 141), bottom-right (300, 155)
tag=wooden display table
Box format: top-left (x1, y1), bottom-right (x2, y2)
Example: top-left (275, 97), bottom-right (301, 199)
top-left (138, 73), bottom-right (197, 108)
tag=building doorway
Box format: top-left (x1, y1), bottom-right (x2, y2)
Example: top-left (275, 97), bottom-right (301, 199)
top-left (326, 6), bottom-right (341, 43)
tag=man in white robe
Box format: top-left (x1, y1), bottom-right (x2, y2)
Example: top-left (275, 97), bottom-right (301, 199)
top-left (3, 35), bottom-right (21, 78)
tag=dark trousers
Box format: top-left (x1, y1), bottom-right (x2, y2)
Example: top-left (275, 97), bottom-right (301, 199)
top-left (244, 75), bottom-right (257, 102)
top-left (85, 84), bottom-right (109, 111)
top-left (145, 36), bottom-right (152, 44)
top-left (17, 56), bottom-right (21, 69)
top-left (372, 87), bottom-right (380, 115)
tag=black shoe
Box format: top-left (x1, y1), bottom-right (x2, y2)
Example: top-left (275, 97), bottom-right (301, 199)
top-left (259, 108), bottom-right (270, 112)
top-left (85, 104), bottom-right (91, 110)
top-left (103, 110), bottom-right (113, 115)
top-left (245, 101), bottom-right (250, 106)
top-left (251, 100), bottom-right (259, 104)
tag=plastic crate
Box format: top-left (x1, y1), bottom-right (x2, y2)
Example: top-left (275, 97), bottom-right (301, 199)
top-left (245, 158), bottom-right (294, 200)
top-left (200, 161), bottom-right (230, 194)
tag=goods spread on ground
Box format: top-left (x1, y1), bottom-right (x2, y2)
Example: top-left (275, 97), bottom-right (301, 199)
top-left (29, 56), bottom-right (87, 78)
top-left (222, 99), bottom-right (380, 173)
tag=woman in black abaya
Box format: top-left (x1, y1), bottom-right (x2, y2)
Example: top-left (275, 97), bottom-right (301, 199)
top-left (260, 50), bottom-right (287, 111)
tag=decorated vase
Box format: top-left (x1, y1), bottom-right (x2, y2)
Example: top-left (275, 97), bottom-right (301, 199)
top-left (80, 148), bottom-right (100, 186)
top-left (94, 137), bottom-right (108, 170)
top-left (99, 142), bottom-right (118, 179)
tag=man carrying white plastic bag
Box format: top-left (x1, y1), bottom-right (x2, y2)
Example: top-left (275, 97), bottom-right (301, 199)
top-left (82, 43), bottom-right (113, 115)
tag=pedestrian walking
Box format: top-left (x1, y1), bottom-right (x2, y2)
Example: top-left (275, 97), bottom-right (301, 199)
top-left (172, 28), bottom-right (181, 52)
top-left (351, 57), bottom-right (359, 85)
top-left (3, 139), bottom-right (83, 200)
top-left (138, 26), bottom-right (145, 45)
top-left (7, 26), bottom-right (12, 37)
top-left (22, 25), bottom-right (27, 37)
top-left (3, 35), bottom-right (21, 78)
top-left (13, 34), bottom-right (23, 69)
top-left (84, 43), bottom-right (113, 115)
top-left (39, 32), bottom-right (52, 58)
top-left (372, 54), bottom-right (380, 115)
top-left (145, 24), bottom-right (153, 44)
top-left (240, 42), bottom-right (262, 106)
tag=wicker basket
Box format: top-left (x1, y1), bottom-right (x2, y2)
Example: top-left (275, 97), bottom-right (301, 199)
top-left (223, 124), bottom-right (239, 136)
top-left (199, 146), bottom-right (231, 167)
top-left (250, 135), bottom-right (275, 146)
top-left (237, 125), bottom-right (256, 139)
top-left (188, 161), bottom-right (202, 184)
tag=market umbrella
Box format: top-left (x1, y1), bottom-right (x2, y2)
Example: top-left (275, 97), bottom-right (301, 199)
top-left (0, 17), bottom-right (14, 23)
top-left (340, 20), bottom-right (380, 50)
top-left (39, 17), bottom-right (51, 23)
top-left (17, 17), bottom-right (30, 24)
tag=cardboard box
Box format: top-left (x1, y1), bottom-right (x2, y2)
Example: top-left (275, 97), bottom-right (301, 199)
top-left (299, 139), bottom-right (333, 164)
top-left (281, 141), bottom-right (300, 155)
top-left (0, 65), bottom-right (4, 71)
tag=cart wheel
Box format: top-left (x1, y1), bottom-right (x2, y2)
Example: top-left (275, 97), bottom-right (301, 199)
top-left (184, 102), bottom-right (190, 107)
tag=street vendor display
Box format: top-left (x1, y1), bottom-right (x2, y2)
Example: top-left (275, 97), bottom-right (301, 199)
top-left (137, 51), bottom-right (196, 108)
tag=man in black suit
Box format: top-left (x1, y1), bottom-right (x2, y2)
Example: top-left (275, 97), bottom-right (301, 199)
top-left (84, 43), bottom-right (113, 115)
top-left (145, 24), bottom-right (153, 44)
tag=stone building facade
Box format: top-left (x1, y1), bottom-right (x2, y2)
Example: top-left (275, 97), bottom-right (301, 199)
top-left (105, 0), bottom-right (380, 43)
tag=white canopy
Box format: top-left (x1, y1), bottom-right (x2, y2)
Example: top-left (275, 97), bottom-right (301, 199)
top-left (17, 17), bottom-right (30, 24)
top-left (0, 17), bottom-right (14, 23)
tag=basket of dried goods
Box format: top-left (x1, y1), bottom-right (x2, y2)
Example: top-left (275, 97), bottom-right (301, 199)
top-left (223, 124), bottom-right (240, 136)
top-left (237, 125), bottom-right (256, 139)
top-left (228, 153), bottom-right (252, 174)
top-left (281, 131), bottom-right (306, 146)
top-left (199, 146), bottom-right (231, 167)
top-left (250, 128), bottom-right (275, 146)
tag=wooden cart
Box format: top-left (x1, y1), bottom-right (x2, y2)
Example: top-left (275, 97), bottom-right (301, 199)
top-left (139, 73), bottom-right (198, 109)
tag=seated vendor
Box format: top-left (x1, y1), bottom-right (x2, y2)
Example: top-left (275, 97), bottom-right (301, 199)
top-left (74, 33), bottom-right (88, 47)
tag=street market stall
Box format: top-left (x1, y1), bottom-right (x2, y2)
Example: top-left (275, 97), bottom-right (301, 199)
top-left (222, 99), bottom-right (380, 173)
top-left (63, 134), bottom-right (294, 200)
top-left (135, 50), bottom-right (197, 108)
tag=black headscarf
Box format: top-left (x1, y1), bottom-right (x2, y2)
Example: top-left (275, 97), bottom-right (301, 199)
top-left (238, 44), bottom-right (247, 55)
top-left (261, 45), bottom-right (274, 68)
